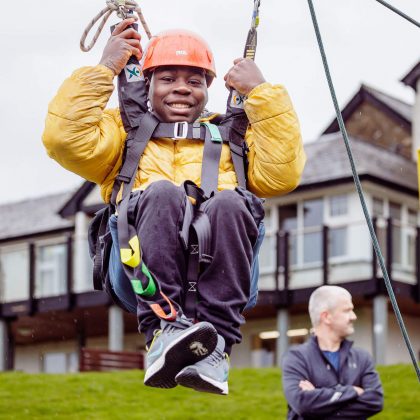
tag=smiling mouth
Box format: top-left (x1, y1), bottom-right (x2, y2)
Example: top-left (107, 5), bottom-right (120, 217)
top-left (167, 103), bottom-right (192, 109)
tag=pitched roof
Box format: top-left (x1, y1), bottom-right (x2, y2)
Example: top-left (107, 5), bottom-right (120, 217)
top-left (59, 182), bottom-right (96, 217)
top-left (322, 84), bottom-right (412, 135)
top-left (300, 133), bottom-right (417, 194)
top-left (401, 61), bottom-right (420, 92)
top-left (0, 192), bottom-right (74, 241)
top-left (362, 84), bottom-right (412, 123)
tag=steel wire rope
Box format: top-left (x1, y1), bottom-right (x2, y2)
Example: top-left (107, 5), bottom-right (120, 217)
top-left (374, 0), bottom-right (420, 28)
top-left (307, 0), bottom-right (420, 382)
top-left (80, 0), bottom-right (152, 52)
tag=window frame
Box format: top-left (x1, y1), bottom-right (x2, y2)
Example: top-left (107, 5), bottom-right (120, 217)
top-left (0, 242), bottom-right (30, 303)
top-left (34, 237), bottom-right (69, 299)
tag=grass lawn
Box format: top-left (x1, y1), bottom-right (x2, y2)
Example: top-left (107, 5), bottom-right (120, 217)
top-left (0, 365), bottom-right (417, 419)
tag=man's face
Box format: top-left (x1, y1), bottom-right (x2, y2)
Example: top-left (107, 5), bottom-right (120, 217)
top-left (326, 295), bottom-right (357, 339)
top-left (148, 66), bottom-right (208, 123)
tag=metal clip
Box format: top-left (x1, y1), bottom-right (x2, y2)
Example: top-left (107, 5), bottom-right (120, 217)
top-left (173, 121), bottom-right (189, 139)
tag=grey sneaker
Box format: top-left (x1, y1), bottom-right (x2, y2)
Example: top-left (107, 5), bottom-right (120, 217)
top-left (175, 334), bottom-right (229, 395)
top-left (144, 317), bottom-right (218, 389)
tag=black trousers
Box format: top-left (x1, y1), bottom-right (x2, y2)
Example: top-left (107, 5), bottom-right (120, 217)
top-left (128, 180), bottom-right (259, 353)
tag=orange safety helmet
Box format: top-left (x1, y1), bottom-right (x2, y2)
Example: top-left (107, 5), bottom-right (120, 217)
top-left (142, 29), bottom-right (216, 86)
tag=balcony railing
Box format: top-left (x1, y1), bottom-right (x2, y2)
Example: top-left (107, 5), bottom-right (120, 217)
top-left (1, 217), bottom-right (419, 316)
top-left (260, 218), bottom-right (420, 298)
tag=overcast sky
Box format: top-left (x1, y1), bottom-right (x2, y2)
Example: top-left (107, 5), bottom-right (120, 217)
top-left (0, 0), bottom-right (419, 205)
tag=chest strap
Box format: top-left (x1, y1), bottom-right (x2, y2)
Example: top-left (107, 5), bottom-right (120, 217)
top-left (113, 120), bottom-right (246, 199)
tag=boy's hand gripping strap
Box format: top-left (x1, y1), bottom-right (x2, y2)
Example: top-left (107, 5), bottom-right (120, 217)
top-left (110, 22), bottom-right (149, 132)
top-left (219, 0), bottom-right (261, 190)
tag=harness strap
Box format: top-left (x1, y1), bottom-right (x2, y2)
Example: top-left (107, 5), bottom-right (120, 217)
top-left (112, 119), bottom-right (246, 201)
top-left (114, 113), bottom-right (179, 321)
top-left (200, 123), bottom-right (223, 196)
top-left (179, 196), bottom-right (194, 250)
top-left (191, 210), bottom-right (213, 265)
top-left (185, 228), bottom-right (199, 318)
top-left (229, 142), bottom-right (247, 189)
top-left (111, 114), bottom-right (158, 205)
top-left (184, 205), bottom-right (213, 319)
top-left (92, 206), bottom-right (112, 290)
top-left (117, 113), bottom-right (159, 265)
top-left (151, 123), bottom-right (235, 144)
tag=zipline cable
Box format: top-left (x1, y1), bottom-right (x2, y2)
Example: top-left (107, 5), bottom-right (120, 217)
top-left (307, 0), bottom-right (420, 382)
top-left (374, 0), bottom-right (420, 28)
top-left (80, 0), bottom-right (152, 52)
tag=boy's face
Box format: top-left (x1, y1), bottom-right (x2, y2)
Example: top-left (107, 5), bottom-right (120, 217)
top-left (148, 66), bottom-right (208, 123)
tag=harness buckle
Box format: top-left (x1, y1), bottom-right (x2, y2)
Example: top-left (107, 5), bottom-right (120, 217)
top-left (173, 121), bottom-right (189, 139)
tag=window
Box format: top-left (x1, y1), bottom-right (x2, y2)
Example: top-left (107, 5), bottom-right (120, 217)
top-left (330, 194), bottom-right (348, 217)
top-left (408, 209), bottom-right (417, 227)
top-left (330, 227), bottom-right (347, 257)
top-left (372, 197), bottom-right (386, 260)
top-left (372, 197), bottom-right (384, 218)
top-left (43, 352), bottom-right (78, 373)
top-left (389, 202), bottom-right (401, 220)
top-left (259, 237), bottom-right (275, 271)
top-left (303, 199), bottom-right (323, 263)
top-left (259, 208), bottom-right (276, 272)
top-left (263, 207), bottom-right (273, 230)
top-left (279, 204), bottom-right (298, 265)
top-left (389, 202), bottom-right (402, 265)
top-left (35, 243), bottom-right (67, 298)
top-left (329, 194), bottom-right (348, 258)
top-left (0, 245), bottom-right (29, 302)
top-left (407, 209), bottom-right (417, 268)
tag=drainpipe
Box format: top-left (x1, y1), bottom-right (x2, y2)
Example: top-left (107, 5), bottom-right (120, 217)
top-left (373, 295), bottom-right (388, 365)
top-left (413, 78), bottom-right (420, 162)
top-left (276, 308), bottom-right (289, 367)
top-left (109, 306), bottom-right (124, 351)
top-left (0, 320), bottom-right (13, 371)
top-left (73, 211), bottom-right (92, 293)
top-left (0, 320), bottom-right (7, 371)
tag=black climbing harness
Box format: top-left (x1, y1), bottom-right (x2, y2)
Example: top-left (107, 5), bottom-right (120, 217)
top-left (86, 0), bottom-right (260, 322)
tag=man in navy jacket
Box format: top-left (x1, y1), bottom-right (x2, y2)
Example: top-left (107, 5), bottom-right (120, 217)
top-left (282, 286), bottom-right (383, 419)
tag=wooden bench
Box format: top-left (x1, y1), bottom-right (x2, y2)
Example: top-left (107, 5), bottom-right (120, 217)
top-left (79, 348), bottom-right (144, 372)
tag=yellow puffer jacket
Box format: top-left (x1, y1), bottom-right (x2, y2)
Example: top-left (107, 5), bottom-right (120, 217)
top-left (42, 65), bottom-right (306, 202)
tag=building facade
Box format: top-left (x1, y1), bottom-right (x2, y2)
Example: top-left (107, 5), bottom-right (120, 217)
top-left (1, 63), bottom-right (419, 373)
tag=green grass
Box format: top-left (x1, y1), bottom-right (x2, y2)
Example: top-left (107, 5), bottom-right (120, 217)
top-left (0, 365), bottom-right (417, 419)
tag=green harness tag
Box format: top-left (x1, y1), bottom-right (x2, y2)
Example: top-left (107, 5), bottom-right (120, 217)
top-left (201, 121), bottom-right (222, 143)
top-left (130, 262), bottom-right (157, 297)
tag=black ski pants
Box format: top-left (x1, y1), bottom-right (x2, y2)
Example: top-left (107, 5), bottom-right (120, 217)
top-left (110, 180), bottom-right (260, 353)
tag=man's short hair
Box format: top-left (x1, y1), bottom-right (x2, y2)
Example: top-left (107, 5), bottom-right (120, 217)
top-left (308, 285), bottom-right (352, 327)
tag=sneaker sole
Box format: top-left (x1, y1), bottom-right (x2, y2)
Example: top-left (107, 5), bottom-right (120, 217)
top-left (144, 322), bottom-right (217, 389)
top-left (175, 366), bottom-right (229, 395)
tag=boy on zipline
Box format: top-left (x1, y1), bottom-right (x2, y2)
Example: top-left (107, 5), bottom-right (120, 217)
top-left (42, 18), bottom-right (305, 395)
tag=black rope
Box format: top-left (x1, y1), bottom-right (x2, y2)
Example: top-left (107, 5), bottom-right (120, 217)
top-left (374, 0), bottom-right (420, 28)
top-left (307, 0), bottom-right (420, 382)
